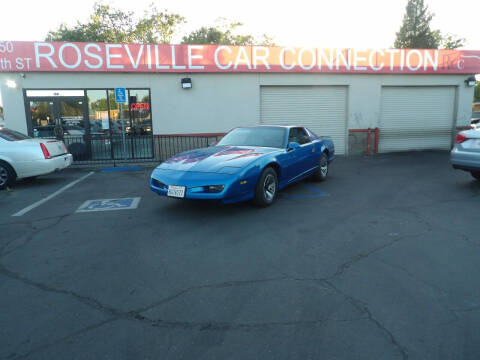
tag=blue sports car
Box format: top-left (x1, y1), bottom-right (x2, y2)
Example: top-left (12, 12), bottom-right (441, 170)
top-left (150, 126), bottom-right (334, 206)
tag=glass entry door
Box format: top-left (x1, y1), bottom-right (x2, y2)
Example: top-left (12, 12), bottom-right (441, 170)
top-left (29, 97), bottom-right (85, 139)
top-left (26, 89), bottom-right (153, 162)
top-left (57, 99), bottom-right (85, 136)
top-left (29, 100), bottom-right (56, 138)
top-left (28, 97), bottom-right (89, 160)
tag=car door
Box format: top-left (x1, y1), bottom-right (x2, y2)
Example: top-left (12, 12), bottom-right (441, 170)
top-left (286, 127), bottom-right (313, 178)
top-left (301, 127), bottom-right (321, 171)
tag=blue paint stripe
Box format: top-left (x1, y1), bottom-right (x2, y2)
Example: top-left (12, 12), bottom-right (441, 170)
top-left (101, 166), bottom-right (142, 172)
top-left (280, 183), bottom-right (328, 200)
top-left (301, 183), bottom-right (327, 195)
top-left (281, 194), bottom-right (325, 200)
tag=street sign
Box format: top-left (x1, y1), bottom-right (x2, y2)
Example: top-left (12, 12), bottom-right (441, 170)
top-left (115, 87), bottom-right (127, 104)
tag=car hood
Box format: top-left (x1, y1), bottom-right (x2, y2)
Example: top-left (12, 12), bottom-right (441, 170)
top-left (157, 146), bottom-right (279, 173)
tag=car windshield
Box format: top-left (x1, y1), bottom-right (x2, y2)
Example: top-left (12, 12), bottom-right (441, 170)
top-left (0, 128), bottom-right (31, 141)
top-left (217, 127), bottom-right (286, 148)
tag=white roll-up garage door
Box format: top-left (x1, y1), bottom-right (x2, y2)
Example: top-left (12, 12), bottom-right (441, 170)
top-left (260, 86), bottom-right (347, 154)
top-left (379, 86), bottom-right (456, 153)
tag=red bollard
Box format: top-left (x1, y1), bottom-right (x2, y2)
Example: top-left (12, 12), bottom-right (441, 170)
top-left (366, 128), bottom-right (371, 156)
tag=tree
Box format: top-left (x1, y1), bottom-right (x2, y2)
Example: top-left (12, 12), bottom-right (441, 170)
top-left (394, 0), bottom-right (465, 49)
top-left (394, 0), bottom-right (440, 48)
top-left (134, 5), bottom-right (185, 44)
top-left (46, 2), bottom-right (185, 43)
top-left (439, 33), bottom-right (466, 50)
top-left (182, 18), bottom-right (274, 46)
top-left (474, 82), bottom-right (480, 103)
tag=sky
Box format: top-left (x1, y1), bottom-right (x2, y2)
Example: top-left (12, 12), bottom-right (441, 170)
top-left (0, 0), bottom-right (479, 49)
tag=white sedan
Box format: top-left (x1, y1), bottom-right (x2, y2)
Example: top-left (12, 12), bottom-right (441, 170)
top-left (0, 127), bottom-right (73, 189)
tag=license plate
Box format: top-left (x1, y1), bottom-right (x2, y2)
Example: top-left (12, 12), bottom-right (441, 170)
top-left (167, 185), bottom-right (186, 198)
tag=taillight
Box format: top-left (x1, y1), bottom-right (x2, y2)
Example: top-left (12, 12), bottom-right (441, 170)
top-left (40, 143), bottom-right (51, 159)
top-left (456, 134), bottom-right (467, 144)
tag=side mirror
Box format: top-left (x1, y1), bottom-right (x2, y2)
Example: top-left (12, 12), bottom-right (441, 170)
top-left (287, 142), bottom-right (300, 151)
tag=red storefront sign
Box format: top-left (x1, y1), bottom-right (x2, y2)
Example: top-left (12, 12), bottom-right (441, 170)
top-left (130, 102), bottom-right (150, 110)
top-left (0, 41), bottom-right (479, 74)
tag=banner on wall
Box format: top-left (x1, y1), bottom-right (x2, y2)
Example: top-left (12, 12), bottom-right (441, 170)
top-left (0, 41), bottom-right (480, 74)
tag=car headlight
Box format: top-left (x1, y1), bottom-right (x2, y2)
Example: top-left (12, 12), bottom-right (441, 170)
top-left (151, 178), bottom-right (166, 189)
top-left (206, 185), bottom-right (224, 193)
top-left (190, 185), bottom-right (225, 193)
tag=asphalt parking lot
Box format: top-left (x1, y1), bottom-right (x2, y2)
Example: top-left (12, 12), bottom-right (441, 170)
top-left (1, 151), bottom-right (479, 360)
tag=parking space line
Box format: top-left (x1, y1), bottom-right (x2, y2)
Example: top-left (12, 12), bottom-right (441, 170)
top-left (11, 172), bottom-right (95, 217)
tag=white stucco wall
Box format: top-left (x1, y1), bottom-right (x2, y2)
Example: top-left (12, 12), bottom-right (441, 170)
top-left (0, 71), bottom-right (475, 145)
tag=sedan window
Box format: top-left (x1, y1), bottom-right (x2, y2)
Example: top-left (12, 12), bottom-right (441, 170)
top-left (0, 128), bottom-right (31, 141)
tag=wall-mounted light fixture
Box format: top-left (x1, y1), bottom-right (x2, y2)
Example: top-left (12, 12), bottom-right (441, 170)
top-left (465, 76), bottom-right (476, 87)
top-left (6, 80), bottom-right (17, 88)
top-left (181, 77), bottom-right (192, 89)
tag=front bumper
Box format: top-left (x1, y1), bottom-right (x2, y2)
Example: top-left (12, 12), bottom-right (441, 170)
top-left (150, 168), bottom-right (255, 203)
top-left (451, 147), bottom-right (480, 172)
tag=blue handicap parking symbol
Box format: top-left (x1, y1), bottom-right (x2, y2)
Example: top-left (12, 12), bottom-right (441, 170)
top-left (115, 87), bottom-right (127, 104)
top-left (77, 198), bottom-right (140, 212)
top-left (84, 199), bottom-right (133, 211)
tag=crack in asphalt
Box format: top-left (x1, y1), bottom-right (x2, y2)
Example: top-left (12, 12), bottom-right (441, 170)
top-left (449, 306), bottom-right (480, 313)
top-left (0, 268), bottom-right (370, 359)
top-left (134, 315), bottom-right (370, 331)
top-left (0, 221), bottom-right (422, 359)
top-left (0, 262), bottom-right (126, 319)
top-left (320, 279), bottom-right (409, 360)
top-left (0, 215), bottom-right (70, 258)
top-left (372, 257), bottom-right (460, 323)
top-left (1, 208), bottom-right (437, 359)
top-left (8, 318), bottom-right (118, 360)
top-left (326, 231), bottom-right (430, 280)
top-left (0, 261), bottom-right (407, 360)
top-left (389, 205), bottom-right (480, 249)
top-left (135, 276), bottom-right (288, 313)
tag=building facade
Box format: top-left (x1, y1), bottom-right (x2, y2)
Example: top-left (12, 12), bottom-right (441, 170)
top-left (0, 42), bottom-right (479, 161)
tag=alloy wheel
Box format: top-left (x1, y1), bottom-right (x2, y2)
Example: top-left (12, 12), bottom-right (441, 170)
top-left (263, 174), bottom-right (276, 202)
top-left (320, 156), bottom-right (328, 177)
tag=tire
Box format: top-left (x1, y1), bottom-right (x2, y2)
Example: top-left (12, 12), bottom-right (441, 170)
top-left (254, 167), bottom-right (278, 207)
top-left (471, 171), bottom-right (480, 181)
top-left (312, 152), bottom-right (329, 182)
top-left (0, 161), bottom-right (16, 190)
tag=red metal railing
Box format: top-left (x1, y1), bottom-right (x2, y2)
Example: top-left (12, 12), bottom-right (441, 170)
top-left (349, 128), bottom-right (380, 155)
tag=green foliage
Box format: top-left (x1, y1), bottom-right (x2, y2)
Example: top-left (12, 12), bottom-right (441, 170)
top-left (474, 82), bottom-right (480, 103)
top-left (439, 34), bottom-right (466, 49)
top-left (134, 5), bottom-right (185, 44)
top-left (394, 0), bottom-right (439, 48)
top-left (182, 18), bottom-right (275, 46)
top-left (46, 2), bottom-right (185, 43)
top-left (394, 0), bottom-right (466, 49)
